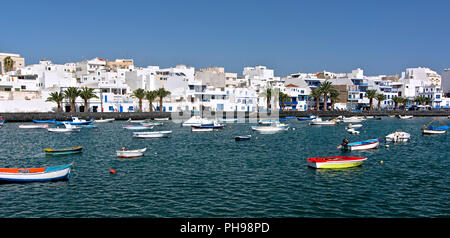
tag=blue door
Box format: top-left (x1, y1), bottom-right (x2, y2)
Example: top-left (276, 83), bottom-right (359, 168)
top-left (119, 105), bottom-right (123, 112)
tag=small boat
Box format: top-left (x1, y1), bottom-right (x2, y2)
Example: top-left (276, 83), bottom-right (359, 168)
top-left (33, 119), bottom-right (56, 124)
top-left (309, 117), bottom-right (336, 126)
top-left (386, 131), bottom-right (411, 142)
top-left (0, 163), bottom-right (73, 182)
top-left (340, 138), bottom-right (380, 151)
top-left (251, 125), bottom-right (289, 133)
top-left (192, 121), bottom-right (225, 129)
top-left (346, 124), bottom-right (363, 129)
top-left (47, 122), bottom-right (81, 133)
top-left (399, 115), bottom-right (413, 119)
top-left (55, 117), bottom-right (94, 125)
top-left (127, 118), bottom-right (149, 123)
top-left (95, 118), bottom-right (115, 123)
top-left (123, 125), bottom-right (154, 130)
top-left (191, 127), bottom-right (214, 132)
top-left (154, 117), bottom-right (169, 121)
top-left (44, 146), bottom-right (83, 155)
top-left (19, 124), bottom-right (48, 129)
top-left (133, 131), bottom-right (172, 138)
top-left (182, 116), bottom-right (214, 127)
top-left (258, 119), bottom-right (278, 125)
top-left (422, 129), bottom-right (446, 134)
top-left (297, 115), bottom-right (317, 121)
top-left (116, 148), bottom-right (147, 158)
top-left (235, 135), bottom-right (251, 141)
top-left (307, 156), bottom-right (368, 169)
top-left (342, 116), bottom-right (364, 123)
top-left (347, 128), bottom-right (360, 134)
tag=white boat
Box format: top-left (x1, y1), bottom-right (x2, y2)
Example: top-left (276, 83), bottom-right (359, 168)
top-left (342, 116), bottom-right (364, 123)
top-left (251, 125), bottom-right (289, 134)
top-left (182, 116), bottom-right (214, 127)
top-left (422, 129), bottom-right (446, 134)
top-left (127, 118), bottom-right (149, 123)
top-left (347, 128), bottom-right (360, 134)
top-left (154, 117), bottom-right (169, 121)
top-left (123, 125), bottom-right (154, 130)
top-left (399, 115), bottom-right (413, 119)
top-left (341, 138), bottom-right (380, 151)
top-left (116, 148), bottom-right (147, 158)
top-left (133, 131), bottom-right (172, 138)
top-left (0, 163), bottom-right (72, 182)
top-left (47, 122), bottom-right (81, 133)
top-left (95, 118), bottom-right (115, 123)
top-left (309, 117), bottom-right (336, 126)
top-left (346, 123), bottom-right (363, 129)
top-left (386, 131), bottom-right (411, 142)
top-left (191, 127), bottom-right (214, 132)
top-left (19, 124), bottom-right (48, 129)
top-left (258, 119), bottom-right (278, 125)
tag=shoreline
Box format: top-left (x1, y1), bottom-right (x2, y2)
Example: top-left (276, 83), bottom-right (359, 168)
top-left (0, 110), bottom-right (449, 122)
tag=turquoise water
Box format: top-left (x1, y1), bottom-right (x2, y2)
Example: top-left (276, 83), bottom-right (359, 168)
top-left (0, 117), bottom-right (449, 218)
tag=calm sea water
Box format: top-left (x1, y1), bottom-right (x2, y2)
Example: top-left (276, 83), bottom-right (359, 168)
top-left (0, 117), bottom-right (449, 218)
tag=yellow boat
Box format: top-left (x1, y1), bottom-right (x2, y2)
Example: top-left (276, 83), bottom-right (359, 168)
top-left (307, 156), bottom-right (367, 169)
top-left (44, 146), bottom-right (83, 155)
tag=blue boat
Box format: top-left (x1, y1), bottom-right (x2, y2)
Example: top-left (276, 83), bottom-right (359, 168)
top-left (285, 116), bottom-right (296, 119)
top-left (0, 163), bottom-right (73, 183)
top-left (342, 138), bottom-right (380, 151)
top-left (33, 119), bottom-right (56, 124)
top-left (297, 115), bottom-right (317, 121)
top-left (55, 117), bottom-right (94, 126)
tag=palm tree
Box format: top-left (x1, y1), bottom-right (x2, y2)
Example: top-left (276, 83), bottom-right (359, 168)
top-left (155, 88), bottom-right (171, 112)
top-left (132, 88), bottom-right (146, 112)
top-left (414, 96), bottom-right (426, 106)
top-left (3, 56), bottom-right (14, 73)
top-left (145, 90), bottom-right (158, 112)
top-left (309, 87), bottom-right (322, 111)
top-left (329, 89), bottom-right (340, 111)
top-left (278, 92), bottom-right (291, 111)
top-left (63, 87), bottom-right (80, 112)
top-left (46, 91), bottom-right (65, 112)
top-left (365, 89), bottom-right (378, 111)
top-left (79, 87), bottom-right (98, 112)
top-left (392, 96), bottom-right (403, 110)
top-left (318, 81), bottom-right (334, 111)
top-left (401, 97), bottom-right (409, 111)
top-left (423, 97), bottom-right (433, 106)
top-left (375, 94), bottom-right (386, 111)
top-left (259, 88), bottom-right (272, 112)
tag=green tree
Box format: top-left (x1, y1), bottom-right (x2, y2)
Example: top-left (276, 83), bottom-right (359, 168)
top-left (3, 56), bottom-right (14, 73)
top-left (63, 87), bottom-right (80, 112)
top-left (401, 97), bottom-right (409, 111)
top-left (375, 94), bottom-right (387, 111)
top-left (155, 88), bottom-right (171, 112)
top-left (309, 87), bottom-right (322, 111)
top-left (318, 81), bottom-right (334, 111)
top-left (278, 92), bottom-right (291, 111)
top-left (132, 88), bottom-right (146, 112)
top-left (392, 96), bottom-right (403, 110)
top-left (79, 87), bottom-right (98, 112)
top-left (145, 90), bottom-right (158, 112)
top-left (329, 89), bottom-right (340, 111)
top-left (259, 88), bottom-right (272, 112)
top-left (46, 91), bottom-right (65, 112)
top-left (365, 89), bottom-right (378, 111)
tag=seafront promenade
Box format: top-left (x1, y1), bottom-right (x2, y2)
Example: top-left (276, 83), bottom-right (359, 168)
top-left (1, 110), bottom-right (449, 122)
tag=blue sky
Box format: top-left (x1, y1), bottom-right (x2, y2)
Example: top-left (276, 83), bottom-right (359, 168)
top-left (1, 0), bottom-right (449, 76)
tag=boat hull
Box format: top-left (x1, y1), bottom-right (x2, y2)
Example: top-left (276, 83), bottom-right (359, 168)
top-left (344, 139), bottom-right (380, 151)
top-left (0, 164), bottom-right (72, 182)
top-left (116, 148), bottom-right (146, 158)
top-left (422, 129), bottom-right (446, 134)
top-left (45, 146), bottom-right (83, 155)
top-left (47, 128), bottom-right (81, 133)
top-left (307, 157), bottom-right (367, 169)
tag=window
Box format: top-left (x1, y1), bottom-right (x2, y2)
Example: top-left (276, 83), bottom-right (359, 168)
top-left (21, 85), bottom-right (26, 90)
